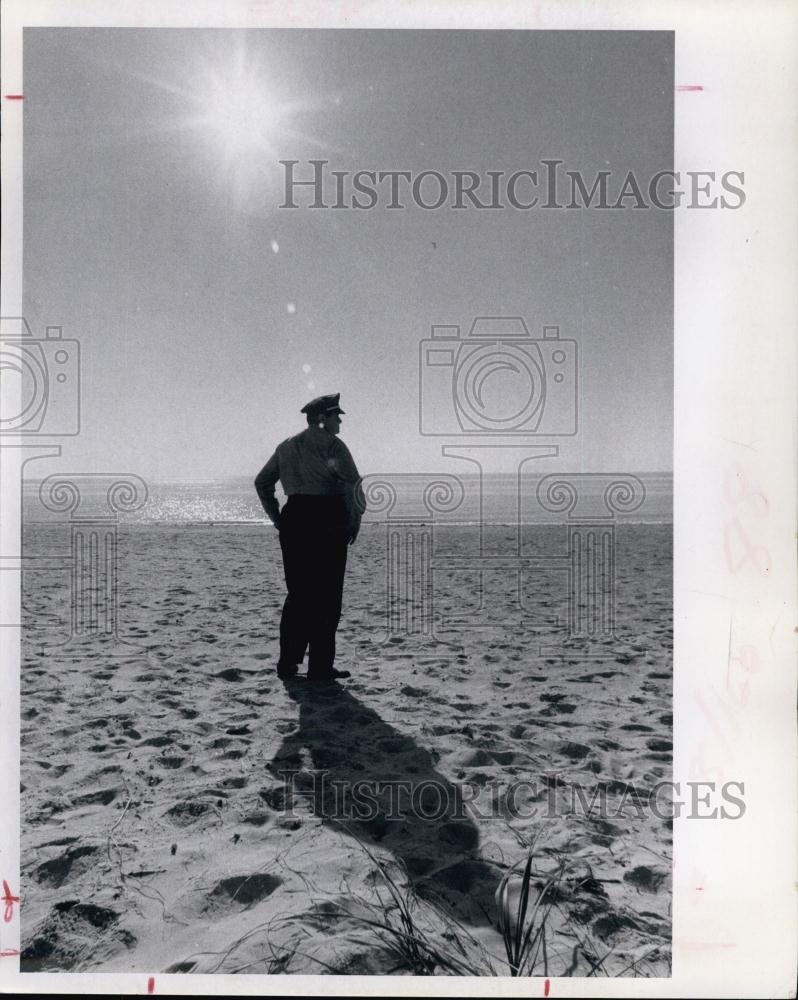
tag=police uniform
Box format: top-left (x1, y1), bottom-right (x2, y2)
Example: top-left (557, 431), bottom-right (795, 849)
top-left (255, 394), bottom-right (362, 681)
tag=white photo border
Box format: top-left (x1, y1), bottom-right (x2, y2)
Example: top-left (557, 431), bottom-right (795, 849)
top-left (1, 1), bottom-right (795, 997)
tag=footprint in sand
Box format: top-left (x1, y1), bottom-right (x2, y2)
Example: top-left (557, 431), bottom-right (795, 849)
top-left (588, 817), bottom-right (626, 846)
top-left (165, 800), bottom-right (218, 826)
top-left (205, 873), bottom-right (282, 909)
top-left (540, 702), bottom-right (576, 716)
top-left (591, 911), bottom-right (641, 942)
top-left (155, 697), bottom-right (182, 710)
top-left (623, 865), bottom-right (668, 893)
top-left (239, 811), bottom-right (271, 827)
top-left (33, 844), bottom-right (101, 888)
top-left (21, 901), bottom-right (135, 972)
top-left (71, 788), bottom-right (118, 807)
top-left (218, 776), bottom-right (248, 790)
top-left (38, 763), bottom-right (71, 778)
top-left (157, 756), bottom-right (186, 769)
top-left (216, 667), bottom-right (247, 682)
top-left (142, 734), bottom-right (174, 748)
top-left (165, 960), bottom-right (197, 973)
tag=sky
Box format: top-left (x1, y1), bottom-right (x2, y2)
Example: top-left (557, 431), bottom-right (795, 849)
top-left (23, 29), bottom-right (673, 481)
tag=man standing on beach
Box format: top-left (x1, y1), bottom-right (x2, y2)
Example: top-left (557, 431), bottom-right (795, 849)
top-left (255, 393), bottom-right (362, 683)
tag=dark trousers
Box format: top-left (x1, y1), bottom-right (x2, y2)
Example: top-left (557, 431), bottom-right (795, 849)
top-left (278, 495), bottom-right (349, 678)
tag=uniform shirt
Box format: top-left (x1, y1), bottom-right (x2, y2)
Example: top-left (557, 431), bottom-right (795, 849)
top-left (255, 426), bottom-right (362, 526)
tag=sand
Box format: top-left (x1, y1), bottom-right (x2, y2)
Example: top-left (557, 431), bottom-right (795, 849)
top-left (20, 520), bottom-right (672, 977)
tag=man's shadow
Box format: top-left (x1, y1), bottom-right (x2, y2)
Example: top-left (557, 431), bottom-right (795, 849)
top-left (269, 679), bottom-right (501, 928)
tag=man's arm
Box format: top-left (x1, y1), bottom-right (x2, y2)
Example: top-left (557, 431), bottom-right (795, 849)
top-left (335, 440), bottom-right (364, 544)
top-left (345, 479), bottom-right (364, 544)
top-left (254, 451), bottom-right (282, 528)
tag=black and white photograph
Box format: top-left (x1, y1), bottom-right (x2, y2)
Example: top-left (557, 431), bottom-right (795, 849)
top-left (1, 2), bottom-right (795, 996)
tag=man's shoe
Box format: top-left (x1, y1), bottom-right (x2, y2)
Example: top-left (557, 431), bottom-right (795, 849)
top-left (277, 662), bottom-right (299, 680)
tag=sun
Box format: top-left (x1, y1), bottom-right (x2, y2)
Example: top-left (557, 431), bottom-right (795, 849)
top-left (179, 39), bottom-right (336, 206)
top-left (201, 47), bottom-right (281, 164)
top-left (109, 35), bottom-right (340, 207)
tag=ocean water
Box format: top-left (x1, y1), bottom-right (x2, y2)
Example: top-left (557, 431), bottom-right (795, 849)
top-left (23, 472), bottom-right (672, 525)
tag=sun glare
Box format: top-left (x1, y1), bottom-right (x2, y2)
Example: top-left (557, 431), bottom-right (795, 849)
top-left (203, 54), bottom-right (279, 162)
top-left (178, 40), bottom-right (297, 202)
top-left (117, 36), bottom-right (340, 205)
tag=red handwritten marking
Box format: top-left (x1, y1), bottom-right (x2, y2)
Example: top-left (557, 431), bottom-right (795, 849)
top-left (689, 867), bottom-right (708, 907)
top-left (723, 465), bottom-right (771, 573)
top-left (675, 85), bottom-right (704, 91)
top-left (147, 976), bottom-right (155, 994)
top-left (2, 882), bottom-right (19, 924)
top-left (544, 979), bottom-right (551, 997)
top-left (723, 516), bottom-right (771, 576)
top-left (4, 95), bottom-right (24, 100)
top-left (726, 642), bottom-right (759, 708)
top-left (724, 464), bottom-right (768, 515)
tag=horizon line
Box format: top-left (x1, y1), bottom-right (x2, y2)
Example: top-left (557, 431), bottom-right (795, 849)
top-left (23, 470), bottom-right (675, 485)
